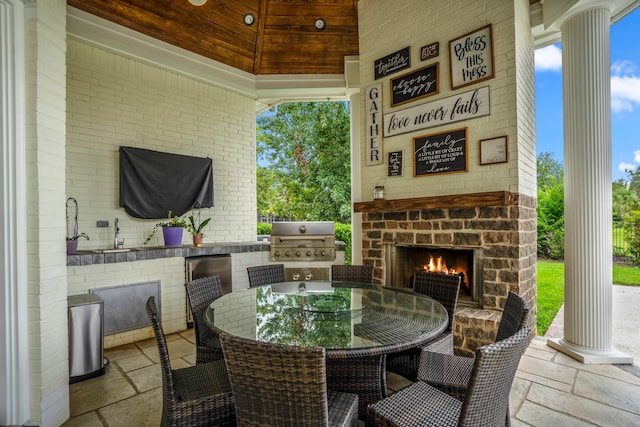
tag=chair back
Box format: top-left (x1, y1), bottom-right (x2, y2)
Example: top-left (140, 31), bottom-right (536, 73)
top-left (145, 297), bottom-right (177, 412)
top-left (247, 263), bottom-right (286, 288)
top-left (186, 275), bottom-right (223, 347)
top-left (413, 271), bottom-right (461, 334)
top-left (495, 292), bottom-right (529, 342)
top-left (459, 326), bottom-right (531, 426)
top-left (219, 332), bottom-right (331, 426)
top-left (331, 264), bottom-right (374, 283)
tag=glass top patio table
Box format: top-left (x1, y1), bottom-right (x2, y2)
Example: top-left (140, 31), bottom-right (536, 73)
top-left (204, 280), bottom-right (448, 354)
top-left (204, 280), bottom-right (448, 418)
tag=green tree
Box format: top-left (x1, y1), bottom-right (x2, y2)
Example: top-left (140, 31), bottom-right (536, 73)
top-left (536, 152), bottom-right (565, 259)
top-left (537, 151), bottom-right (564, 191)
top-left (257, 102), bottom-right (352, 223)
top-left (613, 178), bottom-right (639, 222)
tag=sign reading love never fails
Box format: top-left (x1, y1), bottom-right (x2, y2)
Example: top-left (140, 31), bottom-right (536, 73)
top-left (383, 86), bottom-right (490, 137)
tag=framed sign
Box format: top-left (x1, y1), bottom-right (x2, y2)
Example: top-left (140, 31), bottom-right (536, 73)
top-left (449, 24), bottom-right (494, 90)
top-left (374, 46), bottom-right (411, 80)
top-left (414, 128), bottom-right (468, 176)
top-left (388, 150), bottom-right (404, 177)
top-left (384, 86), bottom-right (490, 137)
top-left (420, 42), bottom-right (439, 61)
top-left (365, 83), bottom-right (383, 165)
top-left (480, 135), bottom-right (508, 165)
top-left (390, 63), bottom-right (439, 107)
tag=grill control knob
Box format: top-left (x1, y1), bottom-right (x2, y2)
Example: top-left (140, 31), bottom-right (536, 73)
top-left (320, 250), bottom-right (326, 256)
top-left (274, 250), bottom-right (281, 257)
top-left (285, 250), bottom-right (291, 257)
top-left (306, 250), bottom-right (312, 257)
top-left (295, 251), bottom-right (301, 257)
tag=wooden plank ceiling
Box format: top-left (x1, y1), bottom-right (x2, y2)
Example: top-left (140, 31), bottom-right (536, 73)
top-left (68, 0), bottom-right (360, 75)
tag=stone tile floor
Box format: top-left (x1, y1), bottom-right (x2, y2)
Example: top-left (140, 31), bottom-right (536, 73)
top-left (63, 286), bottom-right (640, 426)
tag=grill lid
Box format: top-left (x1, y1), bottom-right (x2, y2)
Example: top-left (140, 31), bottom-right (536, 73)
top-left (270, 221), bottom-right (336, 262)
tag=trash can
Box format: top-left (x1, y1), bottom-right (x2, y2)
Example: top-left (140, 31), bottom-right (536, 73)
top-left (68, 294), bottom-right (106, 384)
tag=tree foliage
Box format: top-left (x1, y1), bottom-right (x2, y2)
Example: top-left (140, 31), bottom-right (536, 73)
top-left (537, 152), bottom-right (565, 259)
top-left (257, 102), bottom-right (352, 223)
top-left (537, 151), bottom-right (564, 191)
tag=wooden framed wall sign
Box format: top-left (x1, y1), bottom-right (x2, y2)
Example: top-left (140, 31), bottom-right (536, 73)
top-left (388, 150), bottom-right (404, 176)
top-left (480, 135), bottom-right (508, 165)
top-left (374, 46), bottom-right (411, 80)
top-left (365, 83), bottom-right (383, 165)
top-left (414, 127), bottom-right (467, 176)
top-left (449, 24), bottom-right (494, 90)
top-left (390, 63), bottom-right (439, 107)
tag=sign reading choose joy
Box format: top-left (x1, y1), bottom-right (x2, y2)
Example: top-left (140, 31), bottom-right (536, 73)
top-left (383, 86), bottom-right (490, 137)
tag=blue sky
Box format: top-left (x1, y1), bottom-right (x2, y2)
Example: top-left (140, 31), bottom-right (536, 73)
top-left (535, 7), bottom-right (640, 182)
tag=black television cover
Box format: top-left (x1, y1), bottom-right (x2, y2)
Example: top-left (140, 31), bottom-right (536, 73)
top-left (119, 146), bottom-right (213, 219)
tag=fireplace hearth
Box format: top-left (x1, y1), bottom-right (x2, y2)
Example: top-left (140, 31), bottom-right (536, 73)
top-left (385, 244), bottom-right (483, 305)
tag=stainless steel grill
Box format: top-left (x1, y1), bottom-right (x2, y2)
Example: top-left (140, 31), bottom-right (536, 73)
top-left (270, 221), bottom-right (336, 262)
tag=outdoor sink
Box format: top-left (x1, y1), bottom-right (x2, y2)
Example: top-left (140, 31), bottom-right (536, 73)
top-left (91, 248), bottom-right (131, 254)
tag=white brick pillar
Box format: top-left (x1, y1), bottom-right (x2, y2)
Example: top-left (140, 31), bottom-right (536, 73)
top-left (547, 6), bottom-right (632, 364)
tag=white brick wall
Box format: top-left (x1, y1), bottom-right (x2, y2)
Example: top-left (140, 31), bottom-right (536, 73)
top-left (24, 1), bottom-right (70, 426)
top-left (66, 40), bottom-right (257, 251)
top-left (357, 0), bottom-right (536, 200)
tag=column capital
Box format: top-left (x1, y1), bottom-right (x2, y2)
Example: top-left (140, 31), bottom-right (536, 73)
top-left (532, 0), bottom-right (636, 47)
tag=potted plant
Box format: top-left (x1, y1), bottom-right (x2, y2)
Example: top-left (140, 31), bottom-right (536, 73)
top-left (187, 213), bottom-right (211, 247)
top-left (66, 233), bottom-right (89, 255)
top-left (144, 211), bottom-right (188, 247)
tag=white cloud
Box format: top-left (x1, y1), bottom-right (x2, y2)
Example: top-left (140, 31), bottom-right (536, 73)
top-left (611, 74), bottom-right (640, 113)
top-left (535, 45), bottom-right (562, 72)
top-left (611, 60), bottom-right (637, 76)
top-left (619, 162), bottom-right (636, 173)
top-left (634, 150), bottom-right (640, 164)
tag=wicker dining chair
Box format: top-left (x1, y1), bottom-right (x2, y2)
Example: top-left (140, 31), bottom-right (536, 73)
top-left (417, 291), bottom-right (529, 401)
top-left (331, 264), bottom-right (374, 283)
top-left (386, 271), bottom-right (461, 380)
top-left (368, 326), bottom-right (531, 427)
top-left (219, 332), bottom-right (359, 427)
top-left (247, 263), bottom-right (285, 287)
top-left (185, 275), bottom-right (224, 364)
top-left (145, 297), bottom-right (235, 427)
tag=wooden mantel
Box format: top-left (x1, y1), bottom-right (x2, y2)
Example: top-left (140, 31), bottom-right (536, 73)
top-left (353, 191), bottom-right (517, 213)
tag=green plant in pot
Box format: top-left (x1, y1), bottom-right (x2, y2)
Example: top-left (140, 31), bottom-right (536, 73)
top-left (187, 214), bottom-right (211, 247)
top-left (144, 211), bottom-right (188, 247)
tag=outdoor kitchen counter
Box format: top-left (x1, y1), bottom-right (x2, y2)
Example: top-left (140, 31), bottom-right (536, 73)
top-left (66, 241), bottom-right (345, 266)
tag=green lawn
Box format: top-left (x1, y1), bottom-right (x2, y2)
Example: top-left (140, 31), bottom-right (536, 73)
top-left (536, 260), bottom-right (640, 335)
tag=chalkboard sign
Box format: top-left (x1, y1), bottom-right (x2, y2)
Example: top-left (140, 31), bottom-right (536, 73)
top-left (390, 63), bottom-right (439, 107)
top-left (413, 128), bottom-right (467, 176)
top-left (374, 46), bottom-right (411, 80)
top-left (388, 150), bottom-right (404, 176)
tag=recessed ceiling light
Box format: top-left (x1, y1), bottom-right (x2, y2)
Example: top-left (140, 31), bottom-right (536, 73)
top-left (244, 13), bottom-right (255, 26)
top-left (314, 18), bottom-right (326, 31)
top-left (188, 0), bottom-right (207, 5)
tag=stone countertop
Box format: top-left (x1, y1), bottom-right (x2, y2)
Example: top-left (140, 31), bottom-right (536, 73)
top-left (67, 241), bottom-right (345, 266)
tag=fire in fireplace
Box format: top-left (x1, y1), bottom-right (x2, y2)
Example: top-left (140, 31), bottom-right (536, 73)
top-left (385, 245), bottom-right (483, 304)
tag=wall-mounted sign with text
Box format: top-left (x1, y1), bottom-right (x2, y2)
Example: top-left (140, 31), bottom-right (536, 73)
top-left (365, 83), bottom-right (383, 166)
top-left (414, 128), bottom-right (468, 176)
top-left (421, 42), bottom-right (439, 61)
top-left (390, 63), bottom-right (439, 107)
top-left (374, 46), bottom-right (411, 80)
top-left (449, 24), bottom-right (495, 90)
top-left (384, 86), bottom-right (490, 137)
top-left (388, 150), bottom-right (404, 176)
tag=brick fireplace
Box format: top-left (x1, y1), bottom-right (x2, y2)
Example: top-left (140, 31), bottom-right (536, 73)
top-left (354, 191), bottom-right (537, 357)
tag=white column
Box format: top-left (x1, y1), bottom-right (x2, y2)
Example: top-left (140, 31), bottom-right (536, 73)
top-left (0, 0), bottom-right (30, 424)
top-left (547, 6), bottom-right (632, 364)
top-left (345, 56), bottom-right (363, 264)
